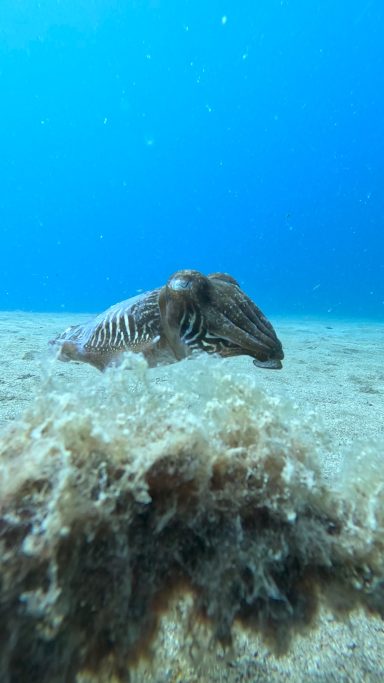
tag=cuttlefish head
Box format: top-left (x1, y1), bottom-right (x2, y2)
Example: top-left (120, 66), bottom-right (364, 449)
top-left (164, 269), bottom-right (212, 300)
top-left (157, 270), bottom-right (209, 361)
top-left (158, 269), bottom-right (284, 369)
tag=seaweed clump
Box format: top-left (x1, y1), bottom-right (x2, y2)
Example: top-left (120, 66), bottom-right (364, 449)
top-left (0, 353), bottom-right (383, 683)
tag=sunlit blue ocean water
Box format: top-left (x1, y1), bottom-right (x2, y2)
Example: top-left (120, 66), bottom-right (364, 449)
top-left (0, 1), bottom-right (383, 318)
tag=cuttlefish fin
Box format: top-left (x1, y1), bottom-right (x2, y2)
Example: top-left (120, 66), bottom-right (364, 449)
top-left (54, 340), bottom-right (121, 371)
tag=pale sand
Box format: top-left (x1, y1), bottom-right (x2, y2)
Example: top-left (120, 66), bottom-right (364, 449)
top-left (0, 311), bottom-right (383, 682)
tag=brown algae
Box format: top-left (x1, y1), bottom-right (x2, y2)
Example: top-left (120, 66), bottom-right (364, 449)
top-left (0, 353), bottom-right (383, 682)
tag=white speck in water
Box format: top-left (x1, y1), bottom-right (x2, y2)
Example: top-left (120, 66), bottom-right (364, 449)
top-left (221, 15), bottom-right (228, 25)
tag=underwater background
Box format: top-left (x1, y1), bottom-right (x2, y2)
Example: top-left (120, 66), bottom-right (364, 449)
top-left (0, 4), bottom-right (384, 681)
top-left (0, 0), bottom-right (383, 318)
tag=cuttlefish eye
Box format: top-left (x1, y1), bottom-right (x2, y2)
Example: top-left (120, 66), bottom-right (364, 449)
top-left (166, 270), bottom-right (212, 302)
top-left (168, 277), bottom-right (192, 291)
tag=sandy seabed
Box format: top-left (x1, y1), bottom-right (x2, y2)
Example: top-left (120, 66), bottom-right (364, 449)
top-left (0, 311), bottom-right (383, 683)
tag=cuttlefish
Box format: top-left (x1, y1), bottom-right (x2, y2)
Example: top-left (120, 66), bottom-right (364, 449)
top-left (50, 270), bottom-right (284, 370)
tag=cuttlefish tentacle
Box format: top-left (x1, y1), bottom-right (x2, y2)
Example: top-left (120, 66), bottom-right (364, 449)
top-left (208, 272), bottom-right (280, 343)
top-left (51, 269), bottom-right (284, 371)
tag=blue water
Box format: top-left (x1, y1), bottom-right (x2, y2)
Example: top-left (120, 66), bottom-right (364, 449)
top-left (0, 1), bottom-right (383, 318)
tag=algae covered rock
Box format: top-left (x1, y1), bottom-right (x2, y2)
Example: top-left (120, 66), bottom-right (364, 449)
top-left (0, 354), bottom-right (383, 683)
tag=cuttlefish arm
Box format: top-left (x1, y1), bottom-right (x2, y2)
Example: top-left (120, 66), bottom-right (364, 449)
top-left (206, 273), bottom-right (284, 368)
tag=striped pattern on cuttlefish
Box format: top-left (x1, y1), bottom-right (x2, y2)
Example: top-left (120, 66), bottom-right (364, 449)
top-left (50, 270), bottom-right (284, 371)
